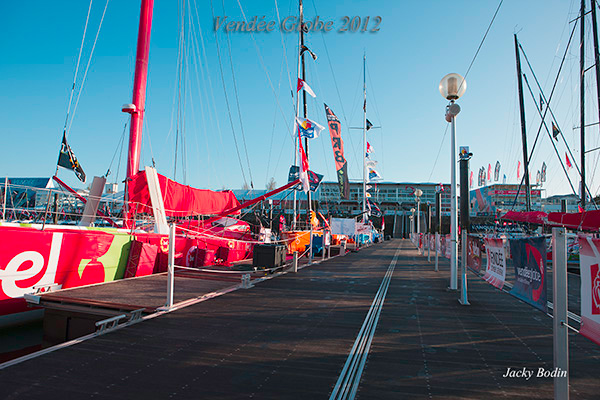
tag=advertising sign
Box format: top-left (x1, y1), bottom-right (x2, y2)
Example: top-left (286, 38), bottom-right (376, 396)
top-left (483, 238), bottom-right (506, 289)
top-left (578, 235), bottom-right (600, 345)
top-left (467, 235), bottom-right (483, 272)
top-left (509, 237), bottom-right (547, 312)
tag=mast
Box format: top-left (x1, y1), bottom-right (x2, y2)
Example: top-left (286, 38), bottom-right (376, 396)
top-left (514, 34), bottom-right (531, 211)
top-left (362, 52), bottom-right (367, 222)
top-left (581, 0), bottom-right (587, 210)
top-left (292, 0), bottom-right (303, 230)
top-left (123, 0), bottom-right (154, 226)
top-left (592, 1), bottom-right (600, 176)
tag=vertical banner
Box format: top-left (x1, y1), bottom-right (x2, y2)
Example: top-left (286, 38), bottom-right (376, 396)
top-left (483, 238), bottom-right (506, 289)
top-left (467, 235), bottom-right (483, 272)
top-left (324, 104), bottom-right (349, 199)
top-left (508, 237), bottom-right (547, 312)
top-left (577, 235), bottom-right (600, 345)
top-left (445, 234), bottom-right (451, 259)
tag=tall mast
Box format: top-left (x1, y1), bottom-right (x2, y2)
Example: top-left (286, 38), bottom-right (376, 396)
top-left (581, 0), bottom-right (587, 210)
top-left (592, 1), bottom-right (600, 170)
top-left (362, 52), bottom-right (367, 222)
top-left (300, 1), bottom-right (311, 231)
top-left (292, 0), bottom-right (303, 230)
top-left (124, 0), bottom-right (154, 226)
top-left (514, 34), bottom-right (531, 211)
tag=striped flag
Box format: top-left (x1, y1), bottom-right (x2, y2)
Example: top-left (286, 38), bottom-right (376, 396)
top-left (297, 78), bottom-right (316, 98)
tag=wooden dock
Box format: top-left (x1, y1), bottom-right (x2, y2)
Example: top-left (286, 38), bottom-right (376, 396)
top-left (0, 239), bottom-right (599, 399)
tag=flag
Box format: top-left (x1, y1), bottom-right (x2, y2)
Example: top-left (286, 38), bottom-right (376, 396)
top-left (368, 168), bottom-right (382, 182)
top-left (295, 117), bottom-right (325, 139)
top-left (366, 142), bottom-right (373, 154)
top-left (488, 164), bottom-right (492, 181)
top-left (325, 104), bottom-right (349, 199)
top-left (297, 129), bottom-right (310, 192)
top-left (57, 132), bottom-right (86, 182)
top-left (366, 184), bottom-right (372, 190)
top-left (297, 78), bottom-right (316, 98)
top-left (366, 119), bottom-right (373, 131)
top-left (536, 170), bottom-right (541, 185)
top-left (552, 122), bottom-right (560, 141)
top-left (470, 171), bottom-right (473, 188)
top-left (366, 159), bottom-right (378, 168)
top-left (541, 162), bottom-right (547, 182)
top-left (300, 45), bottom-right (317, 61)
top-left (566, 152), bottom-right (572, 169)
top-left (366, 192), bottom-right (372, 198)
top-left (439, 184), bottom-right (445, 192)
top-left (540, 94), bottom-right (545, 111)
top-left (517, 161), bottom-right (521, 179)
top-left (503, 174), bottom-right (507, 184)
top-left (494, 161), bottom-right (501, 181)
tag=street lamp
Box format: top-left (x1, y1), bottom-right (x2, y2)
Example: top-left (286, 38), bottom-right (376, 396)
top-left (415, 189), bottom-right (422, 252)
top-left (440, 73), bottom-right (467, 291)
top-left (410, 207), bottom-right (415, 245)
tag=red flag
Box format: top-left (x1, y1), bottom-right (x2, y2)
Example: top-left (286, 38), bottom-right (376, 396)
top-left (297, 78), bottom-right (316, 98)
top-left (517, 161), bottom-right (521, 179)
top-left (488, 164), bottom-right (492, 181)
top-left (470, 171), bottom-right (474, 188)
top-left (566, 152), bottom-right (572, 169)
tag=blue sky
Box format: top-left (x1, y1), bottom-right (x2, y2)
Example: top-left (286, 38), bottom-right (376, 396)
top-left (1, 0), bottom-right (596, 198)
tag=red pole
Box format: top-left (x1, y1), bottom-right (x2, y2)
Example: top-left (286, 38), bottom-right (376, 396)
top-left (202, 179), bottom-right (300, 226)
top-left (124, 0), bottom-right (154, 227)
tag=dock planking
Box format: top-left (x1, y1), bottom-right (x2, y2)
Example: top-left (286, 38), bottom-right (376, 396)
top-left (0, 239), bottom-right (598, 399)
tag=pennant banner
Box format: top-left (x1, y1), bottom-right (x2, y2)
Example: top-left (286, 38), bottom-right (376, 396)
top-left (509, 237), bottom-right (548, 312)
top-left (578, 235), bottom-right (600, 345)
top-left (541, 162), bottom-right (547, 182)
top-left (57, 133), bottom-right (86, 182)
top-left (297, 78), bottom-right (316, 98)
top-left (324, 104), bottom-right (349, 199)
top-left (484, 238), bottom-right (506, 289)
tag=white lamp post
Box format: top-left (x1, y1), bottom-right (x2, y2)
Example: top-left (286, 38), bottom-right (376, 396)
top-left (415, 189), bottom-right (422, 252)
top-left (439, 73), bottom-right (466, 291)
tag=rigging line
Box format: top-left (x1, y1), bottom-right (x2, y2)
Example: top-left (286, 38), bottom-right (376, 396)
top-left (519, 39), bottom-right (597, 208)
top-left (274, 0), bottom-right (294, 102)
top-left (174, 0), bottom-right (185, 180)
top-left (222, 0), bottom-right (254, 189)
top-left (427, 124), bottom-right (450, 182)
top-left (115, 122), bottom-right (126, 184)
top-left (366, 62), bottom-right (385, 177)
top-left (265, 55), bottom-right (287, 186)
top-left (105, 121), bottom-right (128, 176)
top-left (209, 0), bottom-right (248, 187)
top-left (234, 0), bottom-right (291, 129)
top-left (62, 0), bottom-right (93, 137)
top-left (67, 0), bottom-right (109, 136)
top-left (510, 18), bottom-right (579, 210)
top-left (462, 0), bottom-right (504, 84)
top-left (523, 73), bottom-right (578, 197)
top-left (187, 4), bottom-right (220, 188)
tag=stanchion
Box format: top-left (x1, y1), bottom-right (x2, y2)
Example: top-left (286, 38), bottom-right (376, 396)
top-left (293, 251), bottom-right (298, 273)
top-left (159, 223), bottom-right (175, 311)
top-left (552, 227), bottom-right (569, 400)
top-left (427, 233), bottom-right (431, 262)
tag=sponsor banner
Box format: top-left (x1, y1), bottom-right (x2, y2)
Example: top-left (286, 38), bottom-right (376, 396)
top-left (429, 234), bottom-right (435, 251)
top-left (484, 238), bottom-right (506, 289)
top-left (577, 235), bottom-right (600, 345)
top-left (331, 218), bottom-right (356, 236)
top-left (324, 104), bottom-right (350, 199)
top-left (508, 237), bottom-right (547, 312)
top-left (0, 226), bottom-right (131, 303)
top-left (355, 222), bottom-right (371, 236)
top-left (492, 190), bottom-right (541, 196)
top-left (467, 235), bottom-right (483, 272)
top-left (445, 234), bottom-right (451, 259)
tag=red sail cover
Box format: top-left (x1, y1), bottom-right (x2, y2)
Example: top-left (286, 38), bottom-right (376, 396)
top-left (501, 211), bottom-right (548, 225)
top-left (128, 171), bottom-right (240, 216)
top-left (548, 210), bottom-right (600, 231)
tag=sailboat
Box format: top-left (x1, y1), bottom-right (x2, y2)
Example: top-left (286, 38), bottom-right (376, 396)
top-left (0, 0), bottom-right (299, 326)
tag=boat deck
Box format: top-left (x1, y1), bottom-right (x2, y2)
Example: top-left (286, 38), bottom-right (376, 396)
top-left (1, 239), bottom-right (599, 399)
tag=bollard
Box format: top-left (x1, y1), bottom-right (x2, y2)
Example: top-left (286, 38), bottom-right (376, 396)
top-left (552, 227), bottom-right (569, 400)
top-left (341, 240), bottom-right (346, 256)
top-left (293, 251), bottom-right (298, 273)
top-left (435, 233), bottom-right (439, 272)
top-left (241, 274), bottom-right (253, 289)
